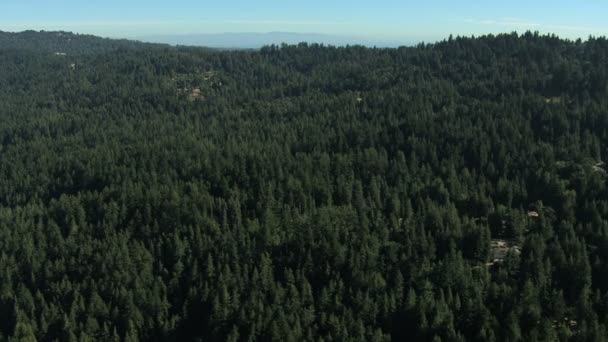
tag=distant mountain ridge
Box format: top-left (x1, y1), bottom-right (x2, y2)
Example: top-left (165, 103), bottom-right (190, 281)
top-left (0, 30), bottom-right (413, 52)
top-left (136, 32), bottom-right (412, 48)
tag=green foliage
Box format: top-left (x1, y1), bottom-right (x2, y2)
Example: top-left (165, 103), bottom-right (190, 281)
top-left (0, 30), bottom-right (608, 340)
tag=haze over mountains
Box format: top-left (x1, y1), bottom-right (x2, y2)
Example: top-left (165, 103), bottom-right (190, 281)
top-left (136, 32), bottom-right (413, 48)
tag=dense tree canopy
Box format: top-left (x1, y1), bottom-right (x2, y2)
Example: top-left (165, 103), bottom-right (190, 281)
top-left (1, 30), bottom-right (608, 341)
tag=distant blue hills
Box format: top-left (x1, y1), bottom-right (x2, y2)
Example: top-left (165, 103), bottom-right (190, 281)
top-left (135, 32), bottom-right (415, 48)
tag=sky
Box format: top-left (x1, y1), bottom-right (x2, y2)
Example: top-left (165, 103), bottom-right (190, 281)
top-left (1, 0), bottom-right (607, 43)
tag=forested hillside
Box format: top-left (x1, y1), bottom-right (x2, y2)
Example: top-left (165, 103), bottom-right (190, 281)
top-left (1, 30), bottom-right (608, 341)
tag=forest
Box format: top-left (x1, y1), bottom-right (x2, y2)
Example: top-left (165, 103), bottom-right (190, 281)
top-left (1, 30), bottom-right (608, 341)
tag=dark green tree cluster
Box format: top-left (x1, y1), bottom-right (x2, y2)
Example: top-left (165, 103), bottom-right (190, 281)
top-left (1, 30), bottom-right (608, 341)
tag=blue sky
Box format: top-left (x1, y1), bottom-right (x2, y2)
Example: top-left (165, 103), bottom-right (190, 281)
top-left (1, 0), bottom-right (607, 42)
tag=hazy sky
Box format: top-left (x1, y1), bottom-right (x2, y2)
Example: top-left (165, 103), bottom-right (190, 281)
top-left (1, 0), bottom-right (607, 42)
